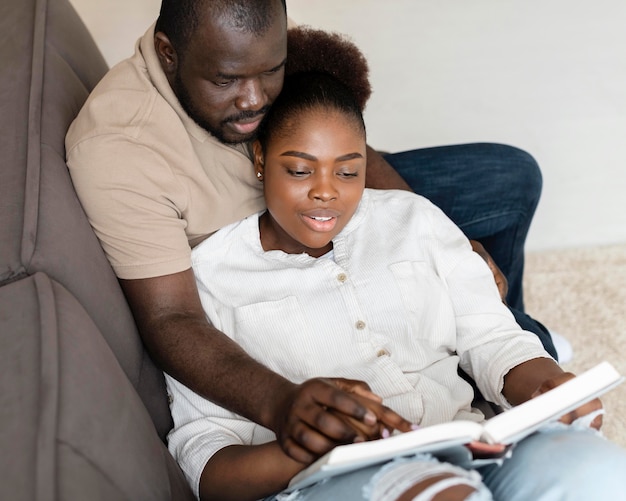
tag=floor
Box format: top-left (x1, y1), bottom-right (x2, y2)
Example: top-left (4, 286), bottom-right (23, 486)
top-left (524, 244), bottom-right (626, 446)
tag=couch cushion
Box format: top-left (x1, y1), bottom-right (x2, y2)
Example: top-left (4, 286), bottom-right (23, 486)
top-left (0, 0), bottom-right (172, 438)
top-left (0, 273), bottom-right (194, 500)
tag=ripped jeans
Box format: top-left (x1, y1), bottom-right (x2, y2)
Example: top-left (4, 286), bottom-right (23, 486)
top-left (266, 424), bottom-right (626, 501)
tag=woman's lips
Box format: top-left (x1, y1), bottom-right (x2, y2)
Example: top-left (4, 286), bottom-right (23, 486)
top-left (301, 210), bottom-right (340, 232)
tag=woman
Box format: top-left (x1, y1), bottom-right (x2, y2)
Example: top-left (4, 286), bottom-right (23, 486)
top-left (165, 27), bottom-right (626, 501)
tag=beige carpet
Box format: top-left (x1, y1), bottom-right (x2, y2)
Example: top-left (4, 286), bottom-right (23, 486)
top-left (523, 243), bottom-right (626, 447)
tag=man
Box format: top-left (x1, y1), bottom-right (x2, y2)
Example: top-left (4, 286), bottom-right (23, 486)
top-left (66, 0), bottom-right (559, 463)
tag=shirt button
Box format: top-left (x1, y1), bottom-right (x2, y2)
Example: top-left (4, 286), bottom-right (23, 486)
top-left (376, 349), bottom-right (390, 357)
top-left (337, 273), bottom-right (347, 283)
top-left (355, 320), bottom-right (366, 330)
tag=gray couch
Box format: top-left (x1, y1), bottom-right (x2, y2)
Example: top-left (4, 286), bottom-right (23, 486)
top-left (0, 0), bottom-right (194, 498)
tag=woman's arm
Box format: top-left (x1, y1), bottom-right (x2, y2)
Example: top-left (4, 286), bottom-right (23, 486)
top-left (502, 358), bottom-right (603, 429)
top-left (502, 357), bottom-right (565, 405)
top-left (198, 442), bottom-right (305, 501)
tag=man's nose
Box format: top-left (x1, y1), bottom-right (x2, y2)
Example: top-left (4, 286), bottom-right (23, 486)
top-left (235, 78), bottom-right (266, 111)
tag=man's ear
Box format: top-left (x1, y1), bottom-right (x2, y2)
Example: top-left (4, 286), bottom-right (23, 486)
top-left (252, 140), bottom-right (265, 178)
top-left (154, 31), bottom-right (178, 78)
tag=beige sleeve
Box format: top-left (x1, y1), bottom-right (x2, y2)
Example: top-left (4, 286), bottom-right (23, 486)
top-left (67, 134), bottom-right (192, 280)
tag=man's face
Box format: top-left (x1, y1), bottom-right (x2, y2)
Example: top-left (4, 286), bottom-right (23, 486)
top-left (170, 7), bottom-right (287, 144)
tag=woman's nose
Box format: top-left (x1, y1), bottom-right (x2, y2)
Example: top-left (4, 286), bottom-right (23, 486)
top-left (309, 174), bottom-right (338, 201)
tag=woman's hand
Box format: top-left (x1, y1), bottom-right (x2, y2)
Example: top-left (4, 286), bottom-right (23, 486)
top-left (531, 372), bottom-right (604, 430)
top-left (466, 441), bottom-right (508, 459)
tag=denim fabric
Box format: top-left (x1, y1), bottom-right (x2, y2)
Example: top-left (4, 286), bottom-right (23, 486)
top-left (270, 455), bottom-right (492, 501)
top-left (478, 425), bottom-right (626, 500)
top-left (509, 307), bottom-right (557, 360)
top-left (270, 426), bottom-right (626, 500)
top-left (382, 143), bottom-right (542, 314)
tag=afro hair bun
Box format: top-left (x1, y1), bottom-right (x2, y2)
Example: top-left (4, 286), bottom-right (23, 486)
top-left (286, 26), bottom-right (371, 111)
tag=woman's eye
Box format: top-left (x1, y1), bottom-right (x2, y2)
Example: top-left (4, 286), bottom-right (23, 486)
top-left (287, 169), bottom-right (310, 177)
top-left (338, 171), bottom-right (359, 178)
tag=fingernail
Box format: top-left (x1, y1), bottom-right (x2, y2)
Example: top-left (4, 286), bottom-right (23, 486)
top-left (353, 436), bottom-right (365, 443)
top-left (381, 428), bottom-right (390, 439)
top-left (411, 423), bottom-right (420, 431)
top-left (364, 411), bottom-right (377, 425)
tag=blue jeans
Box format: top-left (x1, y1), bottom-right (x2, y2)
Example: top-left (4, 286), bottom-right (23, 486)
top-left (383, 143), bottom-right (557, 359)
top-left (272, 425), bottom-right (626, 500)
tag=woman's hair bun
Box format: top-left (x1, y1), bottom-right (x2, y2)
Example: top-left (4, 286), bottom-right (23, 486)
top-left (286, 26), bottom-right (371, 111)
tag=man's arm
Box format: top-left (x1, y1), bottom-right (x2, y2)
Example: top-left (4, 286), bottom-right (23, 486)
top-left (365, 145), bottom-right (413, 191)
top-left (119, 269), bottom-right (413, 462)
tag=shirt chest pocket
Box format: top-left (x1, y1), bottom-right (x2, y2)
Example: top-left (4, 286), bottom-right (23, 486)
top-left (389, 261), bottom-right (456, 353)
top-left (232, 296), bottom-right (326, 382)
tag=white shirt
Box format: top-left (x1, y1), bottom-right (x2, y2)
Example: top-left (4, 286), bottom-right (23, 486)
top-left (165, 189), bottom-right (550, 495)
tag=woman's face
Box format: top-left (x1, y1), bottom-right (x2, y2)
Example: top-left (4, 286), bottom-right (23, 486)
top-left (254, 108), bottom-right (366, 257)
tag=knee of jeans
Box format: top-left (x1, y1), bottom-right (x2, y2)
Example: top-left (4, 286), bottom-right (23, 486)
top-left (559, 432), bottom-right (626, 489)
top-left (364, 456), bottom-right (491, 501)
top-left (489, 143), bottom-right (543, 203)
top-left (517, 428), bottom-right (626, 495)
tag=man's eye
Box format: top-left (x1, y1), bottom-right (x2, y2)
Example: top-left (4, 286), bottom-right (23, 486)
top-left (265, 63), bottom-right (285, 76)
top-left (214, 79), bottom-right (234, 87)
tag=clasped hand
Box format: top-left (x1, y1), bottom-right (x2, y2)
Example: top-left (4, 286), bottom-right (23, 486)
top-left (272, 377), bottom-right (414, 464)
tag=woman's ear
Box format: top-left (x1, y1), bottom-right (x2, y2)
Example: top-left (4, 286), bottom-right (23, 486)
top-left (252, 140), bottom-right (265, 180)
top-left (154, 32), bottom-right (178, 78)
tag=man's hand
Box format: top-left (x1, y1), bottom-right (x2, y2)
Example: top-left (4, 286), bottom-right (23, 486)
top-left (272, 378), bottom-right (414, 464)
top-left (531, 372), bottom-right (604, 430)
top-left (470, 240), bottom-right (508, 302)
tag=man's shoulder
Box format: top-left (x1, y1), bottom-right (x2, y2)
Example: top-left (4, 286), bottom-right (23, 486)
top-left (66, 57), bottom-right (179, 152)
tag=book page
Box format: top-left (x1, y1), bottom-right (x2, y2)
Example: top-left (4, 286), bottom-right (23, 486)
top-left (288, 420), bottom-right (483, 490)
top-left (482, 361), bottom-right (624, 444)
top-left (287, 361), bottom-right (623, 491)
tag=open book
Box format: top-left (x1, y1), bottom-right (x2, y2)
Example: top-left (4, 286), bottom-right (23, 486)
top-left (287, 361), bottom-right (623, 491)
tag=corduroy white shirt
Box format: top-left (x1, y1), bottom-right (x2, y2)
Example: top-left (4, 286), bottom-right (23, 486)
top-left (165, 189), bottom-right (550, 495)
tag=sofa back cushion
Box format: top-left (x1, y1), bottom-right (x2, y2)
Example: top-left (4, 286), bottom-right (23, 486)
top-left (0, 274), bottom-right (193, 500)
top-left (0, 0), bottom-right (172, 438)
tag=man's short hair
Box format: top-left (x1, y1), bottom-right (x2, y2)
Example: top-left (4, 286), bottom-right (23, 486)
top-left (156, 0), bottom-right (287, 55)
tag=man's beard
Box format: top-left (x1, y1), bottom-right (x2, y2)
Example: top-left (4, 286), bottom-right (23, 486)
top-left (173, 71), bottom-right (269, 145)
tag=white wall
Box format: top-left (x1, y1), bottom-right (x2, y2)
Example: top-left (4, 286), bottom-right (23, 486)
top-left (68, 0), bottom-right (161, 65)
top-left (69, 0), bottom-right (626, 251)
